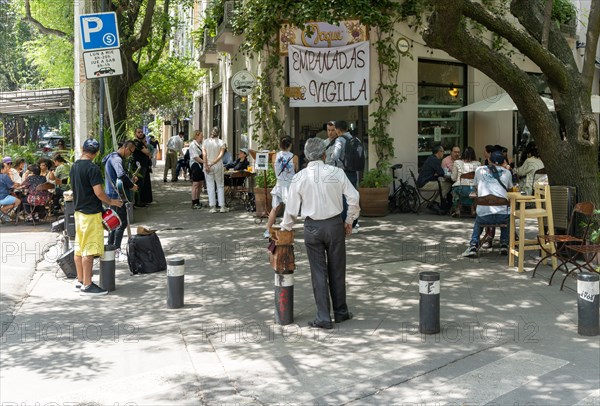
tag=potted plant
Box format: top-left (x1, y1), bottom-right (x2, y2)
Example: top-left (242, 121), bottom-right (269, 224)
top-left (358, 165), bottom-right (393, 217)
top-left (254, 166), bottom-right (276, 217)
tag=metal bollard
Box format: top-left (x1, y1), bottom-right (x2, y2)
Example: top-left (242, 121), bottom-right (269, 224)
top-left (577, 272), bottom-right (599, 336)
top-left (167, 257), bottom-right (185, 309)
top-left (275, 273), bottom-right (294, 325)
top-left (419, 271), bottom-right (440, 334)
top-left (99, 244), bottom-right (116, 292)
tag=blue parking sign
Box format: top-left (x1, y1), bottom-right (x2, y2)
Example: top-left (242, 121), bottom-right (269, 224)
top-left (79, 12), bottom-right (120, 51)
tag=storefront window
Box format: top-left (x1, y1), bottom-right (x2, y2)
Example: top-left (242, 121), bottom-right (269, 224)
top-left (233, 94), bottom-right (248, 151)
top-left (213, 86), bottom-right (222, 131)
top-left (417, 60), bottom-right (466, 167)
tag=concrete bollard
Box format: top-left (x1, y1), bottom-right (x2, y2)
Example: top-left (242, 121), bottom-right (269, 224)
top-left (99, 244), bottom-right (116, 292)
top-left (275, 273), bottom-right (294, 325)
top-left (167, 257), bottom-right (185, 309)
top-left (419, 271), bottom-right (440, 334)
top-left (577, 272), bottom-right (599, 336)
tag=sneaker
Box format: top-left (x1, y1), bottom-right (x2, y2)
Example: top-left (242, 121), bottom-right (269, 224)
top-left (80, 282), bottom-right (108, 296)
top-left (219, 207), bottom-right (230, 213)
top-left (263, 229), bottom-right (271, 239)
top-left (209, 207), bottom-right (218, 213)
top-left (462, 246), bottom-right (478, 258)
top-left (351, 227), bottom-right (359, 234)
top-left (192, 203), bottom-right (202, 209)
top-left (481, 240), bottom-right (492, 249)
top-left (0, 213), bottom-right (10, 223)
top-left (500, 244), bottom-right (508, 255)
top-left (74, 279), bottom-right (83, 291)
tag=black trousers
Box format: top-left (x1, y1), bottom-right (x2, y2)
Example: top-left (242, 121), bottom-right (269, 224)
top-left (107, 203), bottom-right (128, 250)
top-left (303, 215), bottom-right (350, 323)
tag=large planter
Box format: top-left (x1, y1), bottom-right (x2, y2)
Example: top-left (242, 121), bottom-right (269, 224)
top-left (254, 187), bottom-right (273, 217)
top-left (358, 187), bottom-right (389, 217)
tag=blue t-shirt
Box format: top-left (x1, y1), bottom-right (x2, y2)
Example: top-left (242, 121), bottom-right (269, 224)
top-left (0, 173), bottom-right (14, 200)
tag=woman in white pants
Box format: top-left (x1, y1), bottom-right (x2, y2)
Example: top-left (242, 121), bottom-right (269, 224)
top-left (202, 127), bottom-right (229, 213)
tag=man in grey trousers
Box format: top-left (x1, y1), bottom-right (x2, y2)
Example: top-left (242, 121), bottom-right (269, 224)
top-left (280, 138), bottom-right (360, 329)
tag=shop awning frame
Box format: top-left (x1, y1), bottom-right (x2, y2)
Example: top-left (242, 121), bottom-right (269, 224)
top-left (0, 88), bottom-right (73, 117)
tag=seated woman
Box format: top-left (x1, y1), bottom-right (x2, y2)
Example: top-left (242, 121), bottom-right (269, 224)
top-left (51, 154), bottom-right (70, 212)
top-left (450, 146), bottom-right (480, 216)
top-left (225, 148), bottom-right (250, 186)
top-left (20, 165), bottom-right (52, 221)
top-left (514, 143), bottom-right (544, 195)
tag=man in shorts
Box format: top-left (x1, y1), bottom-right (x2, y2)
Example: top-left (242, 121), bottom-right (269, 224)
top-left (70, 139), bottom-right (123, 296)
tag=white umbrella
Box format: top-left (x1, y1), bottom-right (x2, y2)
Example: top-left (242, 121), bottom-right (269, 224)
top-left (451, 93), bottom-right (555, 113)
top-left (592, 95), bottom-right (600, 113)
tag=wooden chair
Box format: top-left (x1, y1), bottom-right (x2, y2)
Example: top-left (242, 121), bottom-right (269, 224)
top-left (454, 171), bottom-right (476, 217)
top-left (409, 169), bottom-right (441, 214)
top-left (532, 202), bottom-right (595, 285)
top-left (509, 184), bottom-right (556, 273)
top-left (474, 195), bottom-right (510, 257)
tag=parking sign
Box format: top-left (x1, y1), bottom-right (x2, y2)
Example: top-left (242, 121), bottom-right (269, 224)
top-left (79, 12), bottom-right (120, 51)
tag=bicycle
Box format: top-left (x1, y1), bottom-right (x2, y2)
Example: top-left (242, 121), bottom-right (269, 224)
top-left (389, 163), bottom-right (419, 213)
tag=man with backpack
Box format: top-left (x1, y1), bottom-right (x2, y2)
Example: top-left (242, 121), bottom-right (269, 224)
top-left (332, 120), bottom-right (365, 187)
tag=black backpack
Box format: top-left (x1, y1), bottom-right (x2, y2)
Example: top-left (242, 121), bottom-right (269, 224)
top-left (127, 232), bottom-right (167, 274)
top-left (343, 134), bottom-right (365, 172)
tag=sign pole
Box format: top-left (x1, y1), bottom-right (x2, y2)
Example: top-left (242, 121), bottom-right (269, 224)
top-left (102, 78), bottom-right (118, 152)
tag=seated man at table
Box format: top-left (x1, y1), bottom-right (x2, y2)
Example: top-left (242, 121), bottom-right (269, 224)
top-left (462, 151), bottom-right (513, 258)
top-left (417, 144), bottom-right (452, 214)
top-left (225, 148), bottom-right (250, 186)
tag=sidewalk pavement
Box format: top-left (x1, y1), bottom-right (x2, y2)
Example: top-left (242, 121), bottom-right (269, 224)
top-left (1, 166), bottom-right (599, 405)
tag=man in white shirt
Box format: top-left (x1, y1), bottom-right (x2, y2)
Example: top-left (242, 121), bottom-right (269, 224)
top-left (164, 132), bottom-right (184, 182)
top-left (188, 130), bottom-right (205, 209)
top-left (202, 126), bottom-right (228, 213)
top-left (462, 151), bottom-right (513, 258)
top-left (280, 138), bottom-right (360, 329)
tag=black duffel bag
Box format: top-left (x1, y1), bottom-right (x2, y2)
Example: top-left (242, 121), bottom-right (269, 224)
top-left (127, 229), bottom-right (167, 275)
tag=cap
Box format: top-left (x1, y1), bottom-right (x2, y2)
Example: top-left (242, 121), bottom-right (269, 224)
top-left (239, 148), bottom-right (249, 155)
top-left (2, 156), bottom-right (12, 164)
top-left (490, 151), bottom-right (505, 165)
top-left (83, 139), bottom-right (100, 154)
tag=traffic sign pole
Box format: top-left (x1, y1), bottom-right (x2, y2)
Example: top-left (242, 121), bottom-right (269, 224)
top-left (103, 78), bottom-right (118, 152)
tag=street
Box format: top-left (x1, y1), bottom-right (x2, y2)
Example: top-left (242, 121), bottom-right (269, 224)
top-left (0, 167), bottom-right (599, 405)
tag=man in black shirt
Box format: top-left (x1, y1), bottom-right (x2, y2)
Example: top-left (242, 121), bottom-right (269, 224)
top-left (70, 139), bottom-right (122, 296)
top-left (132, 127), bottom-right (152, 207)
top-left (417, 144), bottom-right (451, 213)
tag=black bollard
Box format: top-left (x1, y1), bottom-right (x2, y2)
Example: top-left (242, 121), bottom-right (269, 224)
top-left (577, 272), bottom-right (599, 336)
top-left (419, 271), bottom-right (440, 334)
top-left (167, 257), bottom-right (185, 309)
top-left (99, 244), bottom-right (116, 291)
top-left (274, 272), bottom-right (294, 325)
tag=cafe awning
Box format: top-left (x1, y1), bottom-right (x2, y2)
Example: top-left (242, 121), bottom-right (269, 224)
top-left (452, 92), bottom-right (600, 113)
top-left (0, 88), bottom-right (73, 117)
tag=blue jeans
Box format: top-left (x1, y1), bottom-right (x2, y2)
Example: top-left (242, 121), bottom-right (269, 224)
top-left (469, 213), bottom-right (510, 247)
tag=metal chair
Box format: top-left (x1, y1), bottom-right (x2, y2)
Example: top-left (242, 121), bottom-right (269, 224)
top-left (409, 169), bottom-right (441, 214)
top-left (530, 202), bottom-right (595, 288)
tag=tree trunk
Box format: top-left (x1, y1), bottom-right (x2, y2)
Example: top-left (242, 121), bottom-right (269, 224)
top-left (107, 49), bottom-right (142, 139)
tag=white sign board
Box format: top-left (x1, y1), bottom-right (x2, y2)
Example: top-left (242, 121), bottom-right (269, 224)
top-left (231, 70), bottom-right (257, 96)
top-left (79, 12), bottom-right (120, 51)
top-left (255, 153), bottom-right (270, 171)
top-left (288, 41), bottom-right (370, 107)
top-left (83, 49), bottom-right (123, 79)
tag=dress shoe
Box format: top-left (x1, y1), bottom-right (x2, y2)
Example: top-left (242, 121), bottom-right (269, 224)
top-left (307, 319), bottom-right (333, 329)
top-left (335, 312), bottom-right (353, 323)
